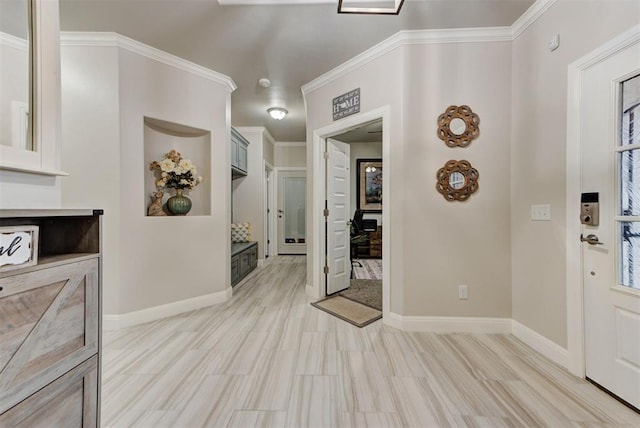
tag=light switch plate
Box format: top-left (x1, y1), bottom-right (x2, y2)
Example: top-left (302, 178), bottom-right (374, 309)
top-left (531, 204), bottom-right (551, 221)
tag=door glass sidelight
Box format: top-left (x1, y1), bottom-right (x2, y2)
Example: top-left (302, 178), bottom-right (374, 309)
top-left (619, 74), bottom-right (640, 289)
top-left (278, 170), bottom-right (307, 255)
top-left (283, 176), bottom-right (306, 243)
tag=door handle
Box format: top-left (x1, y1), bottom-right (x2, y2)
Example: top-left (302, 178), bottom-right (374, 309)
top-left (278, 209), bottom-right (284, 213)
top-left (580, 233), bottom-right (604, 245)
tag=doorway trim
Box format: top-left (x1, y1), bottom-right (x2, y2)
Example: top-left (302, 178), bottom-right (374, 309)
top-left (566, 24), bottom-right (640, 378)
top-left (263, 160), bottom-right (274, 263)
top-left (309, 105), bottom-right (391, 321)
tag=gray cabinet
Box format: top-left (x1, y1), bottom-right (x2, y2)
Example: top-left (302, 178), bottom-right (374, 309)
top-left (231, 127), bottom-right (249, 178)
top-left (0, 210), bottom-right (102, 427)
top-left (231, 242), bottom-right (258, 286)
top-left (231, 253), bottom-right (240, 284)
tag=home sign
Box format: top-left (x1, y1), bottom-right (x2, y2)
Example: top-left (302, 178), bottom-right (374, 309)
top-left (333, 88), bottom-right (360, 121)
top-left (0, 226), bottom-right (39, 272)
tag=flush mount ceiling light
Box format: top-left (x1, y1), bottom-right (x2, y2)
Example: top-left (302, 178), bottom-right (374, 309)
top-left (338, 0), bottom-right (404, 15)
top-left (268, 107), bottom-right (288, 120)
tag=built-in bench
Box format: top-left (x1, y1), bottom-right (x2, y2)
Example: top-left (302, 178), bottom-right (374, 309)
top-left (231, 241), bottom-right (258, 286)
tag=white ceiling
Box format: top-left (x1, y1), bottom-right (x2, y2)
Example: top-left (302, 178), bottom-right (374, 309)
top-left (59, 0), bottom-right (535, 141)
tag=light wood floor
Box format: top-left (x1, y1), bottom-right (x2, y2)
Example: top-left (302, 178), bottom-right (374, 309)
top-left (102, 256), bottom-right (640, 427)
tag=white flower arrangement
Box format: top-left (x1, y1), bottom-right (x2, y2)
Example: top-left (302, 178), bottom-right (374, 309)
top-left (149, 149), bottom-right (203, 190)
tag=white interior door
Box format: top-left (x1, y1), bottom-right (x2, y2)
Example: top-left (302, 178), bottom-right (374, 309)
top-left (326, 139), bottom-right (350, 295)
top-left (581, 41), bottom-right (640, 409)
top-left (277, 170), bottom-right (306, 255)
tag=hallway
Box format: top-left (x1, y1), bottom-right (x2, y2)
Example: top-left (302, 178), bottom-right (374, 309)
top-left (101, 256), bottom-right (639, 427)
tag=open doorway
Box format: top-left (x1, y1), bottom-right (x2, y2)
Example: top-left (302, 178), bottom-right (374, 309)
top-left (325, 119), bottom-right (383, 312)
top-left (310, 106), bottom-right (390, 319)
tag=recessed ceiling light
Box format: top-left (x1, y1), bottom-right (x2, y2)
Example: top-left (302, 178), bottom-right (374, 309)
top-left (268, 107), bottom-right (288, 120)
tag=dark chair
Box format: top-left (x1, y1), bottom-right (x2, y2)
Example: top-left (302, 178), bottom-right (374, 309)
top-left (350, 210), bottom-right (377, 277)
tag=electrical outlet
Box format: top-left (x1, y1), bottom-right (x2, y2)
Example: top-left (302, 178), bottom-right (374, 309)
top-left (458, 285), bottom-right (468, 300)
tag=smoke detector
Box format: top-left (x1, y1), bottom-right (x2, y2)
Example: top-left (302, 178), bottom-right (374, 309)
top-left (258, 78), bottom-right (271, 88)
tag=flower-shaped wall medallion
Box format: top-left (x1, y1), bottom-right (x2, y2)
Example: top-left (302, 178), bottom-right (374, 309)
top-left (436, 160), bottom-right (479, 201)
top-left (437, 105), bottom-right (480, 148)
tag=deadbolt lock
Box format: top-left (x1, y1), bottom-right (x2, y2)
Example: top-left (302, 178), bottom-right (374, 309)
top-left (580, 192), bottom-right (599, 226)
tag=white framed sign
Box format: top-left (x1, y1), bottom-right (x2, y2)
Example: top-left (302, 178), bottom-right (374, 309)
top-left (0, 226), bottom-right (39, 272)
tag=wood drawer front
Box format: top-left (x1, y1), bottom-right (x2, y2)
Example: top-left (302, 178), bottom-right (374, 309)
top-left (0, 259), bottom-right (99, 413)
top-left (248, 245), bottom-right (257, 268)
top-left (0, 355), bottom-right (98, 427)
top-left (240, 252), bottom-right (250, 273)
top-left (231, 255), bottom-right (240, 284)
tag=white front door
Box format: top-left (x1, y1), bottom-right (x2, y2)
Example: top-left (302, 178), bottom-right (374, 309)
top-left (277, 170), bottom-right (307, 255)
top-left (326, 139), bottom-right (350, 295)
top-left (581, 39), bottom-right (640, 409)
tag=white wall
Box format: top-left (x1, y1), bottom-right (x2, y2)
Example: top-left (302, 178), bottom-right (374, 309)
top-left (511, 0), bottom-right (640, 348)
top-left (61, 34), bottom-right (234, 319)
top-left (61, 44), bottom-right (121, 314)
top-left (402, 41), bottom-right (513, 318)
top-left (0, 170), bottom-right (61, 207)
top-left (275, 142), bottom-right (306, 167)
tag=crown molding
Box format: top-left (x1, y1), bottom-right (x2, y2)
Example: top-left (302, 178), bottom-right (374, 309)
top-left (511, 0), bottom-right (557, 40)
top-left (274, 141), bottom-right (306, 147)
top-left (567, 23), bottom-right (640, 72)
top-left (402, 26), bottom-right (513, 45)
top-left (302, 0), bottom-right (557, 95)
top-left (60, 31), bottom-right (237, 92)
top-left (219, 0), bottom-right (330, 4)
top-left (302, 26), bottom-right (512, 94)
top-left (233, 126), bottom-right (277, 145)
top-left (0, 31), bottom-right (28, 51)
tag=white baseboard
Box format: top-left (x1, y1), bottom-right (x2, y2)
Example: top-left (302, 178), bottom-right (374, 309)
top-left (385, 313), bottom-right (512, 334)
top-left (511, 320), bottom-right (569, 368)
top-left (384, 314), bottom-right (568, 368)
top-left (103, 287), bottom-right (233, 331)
top-left (258, 259), bottom-right (265, 267)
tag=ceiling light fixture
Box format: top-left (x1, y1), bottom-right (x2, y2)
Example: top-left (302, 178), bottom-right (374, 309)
top-left (268, 107), bottom-right (288, 120)
top-left (337, 0), bottom-right (404, 15)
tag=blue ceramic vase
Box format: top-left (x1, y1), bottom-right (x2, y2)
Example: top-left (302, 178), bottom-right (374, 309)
top-left (167, 189), bottom-right (192, 216)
